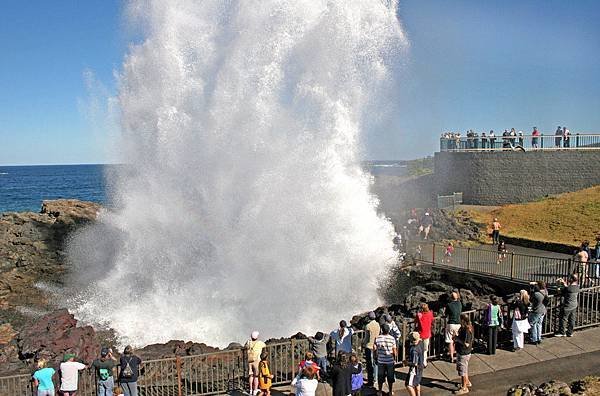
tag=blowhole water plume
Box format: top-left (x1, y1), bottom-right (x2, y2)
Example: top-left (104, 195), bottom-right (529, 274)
top-left (68, 0), bottom-right (407, 347)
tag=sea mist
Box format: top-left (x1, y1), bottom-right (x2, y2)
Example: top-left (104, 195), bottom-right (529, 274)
top-left (68, 0), bottom-right (407, 346)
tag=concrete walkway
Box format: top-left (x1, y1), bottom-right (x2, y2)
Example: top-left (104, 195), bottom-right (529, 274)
top-left (392, 326), bottom-right (600, 395)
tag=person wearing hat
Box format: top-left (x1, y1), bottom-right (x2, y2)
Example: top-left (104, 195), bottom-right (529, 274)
top-left (91, 347), bottom-right (118, 396)
top-left (404, 332), bottom-right (424, 396)
top-left (246, 331), bottom-right (267, 395)
top-left (362, 311), bottom-right (380, 387)
top-left (119, 345), bottom-right (142, 396)
top-left (59, 353), bottom-right (86, 396)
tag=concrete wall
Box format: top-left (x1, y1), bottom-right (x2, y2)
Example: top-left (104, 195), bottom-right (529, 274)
top-left (434, 150), bottom-right (600, 205)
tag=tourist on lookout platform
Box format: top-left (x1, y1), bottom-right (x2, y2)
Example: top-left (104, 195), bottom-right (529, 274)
top-left (246, 331), bottom-right (267, 395)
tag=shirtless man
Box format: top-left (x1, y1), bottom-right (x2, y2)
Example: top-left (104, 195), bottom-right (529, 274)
top-left (492, 218), bottom-right (501, 245)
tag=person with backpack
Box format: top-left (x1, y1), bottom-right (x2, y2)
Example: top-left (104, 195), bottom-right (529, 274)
top-left (485, 295), bottom-right (503, 355)
top-left (529, 282), bottom-right (548, 345)
top-left (257, 351), bottom-right (274, 396)
top-left (91, 347), bottom-right (117, 396)
top-left (246, 331), bottom-right (267, 395)
top-left (404, 332), bottom-right (424, 396)
top-left (119, 345), bottom-right (142, 396)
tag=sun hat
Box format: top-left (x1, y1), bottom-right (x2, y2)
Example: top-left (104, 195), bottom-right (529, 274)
top-left (251, 331), bottom-right (259, 340)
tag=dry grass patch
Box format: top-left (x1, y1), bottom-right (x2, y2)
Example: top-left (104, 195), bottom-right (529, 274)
top-left (465, 186), bottom-right (600, 247)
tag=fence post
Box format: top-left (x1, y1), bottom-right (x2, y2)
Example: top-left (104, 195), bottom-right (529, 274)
top-left (510, 253), bottom-right (515, 280)
top-left (576, 133), bottom-right (580, 148)
top-left (401, 320), bottom-right (408, 363)
top-left (467, 247), bottom-right (471, 271)
top-left (176, 356), bottom-right (183, 396)
top-left (432, 242), bottom-right (435, 264)
top-left (541, 133), bottom-right (544, 149)
top-left (291, 338), bottom-right (295, 376)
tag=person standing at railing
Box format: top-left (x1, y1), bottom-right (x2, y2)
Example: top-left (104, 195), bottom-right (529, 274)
top-left (574, 245), bottom-right (589, 283)
top-left (415, 302), bottom-right (434, 367)
top-left (32, 359), bottom-right (55, 396)
top-left (532, 127), bottom-right (540, 149)
top-left (118, 345), bottom-right (142, 396)
top-left (258, 351), bottom-right (274, 396)
top-left (91, 347), bottom-right (118, 396)
top-left (555, 126), bottom-right (563, 147)
top-left (518, 130), bottom-right (524, 147)
top-left (509, 128), bottom-right (517, 147)
top-left (445, 292), bottom-right (463, 363)
top-left (510, 290), bottom-right (530, 351)
top-left (246, 331), bottom-right (267, 396)
top-left (362, 311), bottom-right (380, 387)
top-left (480, 132), bottom-right (487, 149)
top-left (563, 127), bottom-right (571, 148)
top-left (453, 314), bottom-right (474, 395)
top-left (497, 241), bottom-right (508, 264)
top-left (488, 130), bottom-right (496, 149)
top-left (58, 353), bottom-right (86, 396)
top-left (491, 218), bottom-right (501, 245)
top-left (331, 320), bottom-right (354, 355)
top-left (556, 274), bottom-right (580, 337)
top-left (485, 295), bottom-right (503, 355)
top-left (308, 332), bottom-right (330, 377)
top-left (529, 282), bottom-right (548, 345)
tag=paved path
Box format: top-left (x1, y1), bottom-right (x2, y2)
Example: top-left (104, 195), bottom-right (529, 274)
top-left (272, 326), bottom-right (600, 395)
top-left (393, 326), bottom-right (600, 395)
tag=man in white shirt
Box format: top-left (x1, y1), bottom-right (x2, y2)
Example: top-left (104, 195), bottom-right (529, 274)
top-left (59, 353), bottom-right (87, 395)
top-left (245, 331), bottom-right (267, 395)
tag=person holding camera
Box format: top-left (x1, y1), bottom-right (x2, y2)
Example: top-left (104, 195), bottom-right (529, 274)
top-left (529, 281), bottom-right (548, 345)
top-left (510, 290), bottom-right (530, 351)
top-left (556, 275), bottom-right (580, 337)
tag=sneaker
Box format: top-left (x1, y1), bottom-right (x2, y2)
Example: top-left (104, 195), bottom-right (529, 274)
top-left (567, 334), bottom-right (573, 337)
top-left (455, 387), bottom-right (470, 395)
top-left (555, 333), bottom-right (566, 337)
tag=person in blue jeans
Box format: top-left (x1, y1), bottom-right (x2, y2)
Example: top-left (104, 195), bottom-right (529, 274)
top-left (91, 347), bottom-right (117, 396)
top-left (529, 281), bottom-right (548, 344)
top-left (119, 345), bottom-right (143, 396)
top-left (32, 359), bottom-right (55, 396)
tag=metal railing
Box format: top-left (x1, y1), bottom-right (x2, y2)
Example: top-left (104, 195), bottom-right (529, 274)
top-left (3, 279), bottom-right (600, 395)
top-left (405, 240), bottom-right (591, 285)
top-left (440, 133), bottom-right (600, 152)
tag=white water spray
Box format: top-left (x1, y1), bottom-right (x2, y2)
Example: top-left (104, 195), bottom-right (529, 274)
top-left (69, 0), bottom-right (407, 346)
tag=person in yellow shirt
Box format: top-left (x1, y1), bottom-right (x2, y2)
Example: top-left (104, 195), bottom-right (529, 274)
top-left (258, 351), bottom-right (274, 396)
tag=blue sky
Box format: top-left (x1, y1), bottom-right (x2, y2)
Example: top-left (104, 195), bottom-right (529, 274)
top-left (1, 1), bottom-right (599, 164)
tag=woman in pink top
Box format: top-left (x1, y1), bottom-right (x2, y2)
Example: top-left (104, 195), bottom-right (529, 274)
top-left (415, 302), bottom-right (434, 367)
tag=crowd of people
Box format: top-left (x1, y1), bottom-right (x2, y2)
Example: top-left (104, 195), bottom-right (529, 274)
top-left (31, 346), bottom-right (142, 396)
top-left (441, 126), bottom-right (575, 150)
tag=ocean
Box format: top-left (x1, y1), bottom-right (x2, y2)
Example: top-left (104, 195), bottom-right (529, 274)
top-left (0, 162), bottom-right (406, 214)
top-left (0, 164), bottom-right (108, 213)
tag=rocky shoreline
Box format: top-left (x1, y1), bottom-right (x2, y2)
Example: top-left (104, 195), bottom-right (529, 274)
top-left (0, 200), bottom-right (509, 377)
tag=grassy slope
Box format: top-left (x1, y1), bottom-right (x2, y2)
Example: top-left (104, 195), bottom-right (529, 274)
top-left (466, 186), bottom-right (600, 246)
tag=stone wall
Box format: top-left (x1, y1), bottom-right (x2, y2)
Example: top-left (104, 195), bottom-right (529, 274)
top-left (434, 150), bottom-right (600, 205)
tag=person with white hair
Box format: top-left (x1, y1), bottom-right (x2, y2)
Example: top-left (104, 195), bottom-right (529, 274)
top-left (246, 331), bottom-right (267, 395)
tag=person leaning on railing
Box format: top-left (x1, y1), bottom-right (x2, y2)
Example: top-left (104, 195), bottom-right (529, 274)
top-left (555, 274), bottom-right (580, 337)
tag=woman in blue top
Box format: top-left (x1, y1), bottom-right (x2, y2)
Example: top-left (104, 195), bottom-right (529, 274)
top-left (486, 295), bottom-right (503, 355)
top-left (32, 359), bottom-right (55, 396)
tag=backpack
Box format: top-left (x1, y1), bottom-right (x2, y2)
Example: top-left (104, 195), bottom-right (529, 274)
top-left (122, 358), bottom-right (134, 378)
top-left (99, 367), bottom-right (111, 381)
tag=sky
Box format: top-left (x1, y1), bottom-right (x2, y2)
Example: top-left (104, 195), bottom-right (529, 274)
top-left (1, 1), bottom-right (599, 165)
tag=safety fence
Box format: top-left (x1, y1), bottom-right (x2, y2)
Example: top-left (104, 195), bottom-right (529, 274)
top-left (3, 294), bottom-right (600, 395)
top-left (440, 133), bottom-right (600, 152)
top-left (405, 240), bottom-right (594, 285)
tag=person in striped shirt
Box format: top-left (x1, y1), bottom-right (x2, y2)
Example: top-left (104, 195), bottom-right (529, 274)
top-left (374, 323), bottom-right (397, 395)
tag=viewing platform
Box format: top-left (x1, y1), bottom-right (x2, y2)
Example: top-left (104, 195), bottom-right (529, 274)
top-left (440, 133), bottom-right (600, 152)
